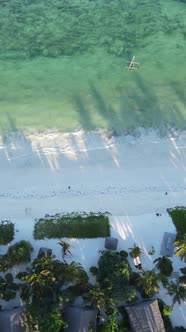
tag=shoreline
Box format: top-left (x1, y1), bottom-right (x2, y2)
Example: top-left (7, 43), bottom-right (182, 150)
top-left (0, 126), bottom-right (186, 216)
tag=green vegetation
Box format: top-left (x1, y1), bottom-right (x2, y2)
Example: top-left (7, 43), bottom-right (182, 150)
top-left (101, 311), bottom-right (121, 332)
top-left (158, 299), bottom-right (175, 332)
top-left (154, 256), bottom-right (173, 276)
top-left (117, 306), bottom-right (132, 332)
top-left (0, 220), bottom-right (14, 245)
top-left (163, 304), bottom-right (173, 317)
top-left (0, 240), bottom-right (33, 271)
top-left (131, 269), bottom-right (160, 297)
top-left (174, 235), bottom-right (186, 261)
top-left (1, 237), bottom-right (183, 331)
top-left (0, 273), bottom-right (17, 301)
top-left (167, 282), bottom-right (186, 305)
top-left (17, 255), bottom-right (89, 332)
top-left (167, 207), bottom-right (186, 261)
top-left (96, 251), bottom-right (136, 304)
top-left (128, 243), bottom-right (143, 259)
top-left (168, 207), bottom-right (186, 237)
top-left (34, 213), bottom-right (110, 239)
top-left (58, 240), bottom-right (74, 262)
top-left (158, 300), bottom-right (186, 332)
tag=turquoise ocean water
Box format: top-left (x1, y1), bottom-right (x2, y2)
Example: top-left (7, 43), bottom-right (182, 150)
top-left (0, 0), bottom-right (185, 133)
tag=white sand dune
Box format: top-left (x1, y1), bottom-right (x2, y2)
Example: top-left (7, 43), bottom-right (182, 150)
top-left (0, 128), bottom-right (186, 327)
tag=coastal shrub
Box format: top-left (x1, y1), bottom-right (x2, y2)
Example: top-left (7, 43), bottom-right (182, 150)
top-left (163, 305), bottom-right (173, 316)
top-left (5, 273), bottom-right (14, 284)
top-left (0, 273), bottom-right (17, 301)
top-left (167, 207), bottom-right (186, 237)
top-left (97, 251), bottom-right (136, 303)
top-left (34, 213), bottom-right (110, 239)
top-left (89, 266), bottom-right (98, 278)
top-left (101, 311), bottom-right (121, 332)
top-left (174, 235), bottom-right (186, 261)
top-left (21, 302), bottom-right (68, 332)
top-left (0, 240), bottom-right (33, 271)
top-left (118, 306), bottom-right (131, 331)
top-left (0, 220), bottom-right (14, 245)
top-left (158, 299), bottom-right (174, 332)
top-left (120, 250), bottom-right (128, 259)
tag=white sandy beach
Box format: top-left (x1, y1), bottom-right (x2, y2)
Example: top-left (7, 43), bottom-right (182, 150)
top-left (0, 128), bottom-right (186, 327)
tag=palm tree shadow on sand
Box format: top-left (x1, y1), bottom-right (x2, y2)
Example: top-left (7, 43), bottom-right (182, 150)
top-left (0, 113), bottom-right (49, 169)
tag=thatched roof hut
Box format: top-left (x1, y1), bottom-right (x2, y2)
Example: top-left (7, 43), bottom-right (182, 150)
top-left (64, 306), bottom-right (97, 332)
top-left (126, 299), bottom-right (166, 332)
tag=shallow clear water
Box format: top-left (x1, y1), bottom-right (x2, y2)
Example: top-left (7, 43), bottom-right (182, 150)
top-left (0, 0), bottom-right (185, 133)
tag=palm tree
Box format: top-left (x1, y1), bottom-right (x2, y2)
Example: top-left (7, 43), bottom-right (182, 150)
top-left (83, 284), bottom-right (115, 310)
top-left (153, 256), bottom-right (173, 276)
top-left (136, 269), bottom-right (160, 297)
top-left (83, 285), bottom-right (106, 308)
top-left (58, 240), bottom-right (74, 262)
top-left (16, 256), bottom-right (66, 303)
top-left (129, 243), bottom-right (143, 259)
top-left (65, 261), bottom-right (88, 285)
top-left (167, 282), bottom-right (186, 306)
top-left (17, 267), bottom-right (56, 303)
top-left (174, 235), bottom-right (186, 261)
top-left (17, 256), bottom-right (88, 331)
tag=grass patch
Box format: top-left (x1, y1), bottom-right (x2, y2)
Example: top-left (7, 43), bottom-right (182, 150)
top-left (167, 207), bottom-right (186, 235)
top-left (0, 220), bottom-right (15, 245)
top-left (34, 212), bottom-right (110, 239)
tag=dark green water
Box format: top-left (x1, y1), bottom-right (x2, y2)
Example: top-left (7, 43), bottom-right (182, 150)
top-left (0, 0), bottom-right (185, 133)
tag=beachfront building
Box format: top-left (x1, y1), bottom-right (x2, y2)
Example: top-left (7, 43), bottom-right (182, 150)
top-left (126, 299), bottom-right (166, 332)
